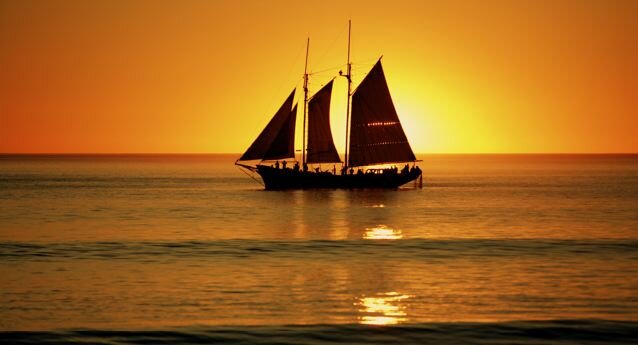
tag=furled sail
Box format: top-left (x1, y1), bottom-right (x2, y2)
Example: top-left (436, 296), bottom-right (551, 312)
top-left (307, 80), bottom-right (341, 164)
top-left (349, 61), bottom-right (416, 167)
top-left (239, 89), bottom-right (297, 161)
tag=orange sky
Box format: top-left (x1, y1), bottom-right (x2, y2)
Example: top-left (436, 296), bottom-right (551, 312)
top-left (1, 0), bottom-right (637, 154)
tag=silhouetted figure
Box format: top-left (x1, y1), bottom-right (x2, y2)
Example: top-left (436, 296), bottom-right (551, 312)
top-left (303, 163), bottom-right (308, 172)
top-left (402, 164), bottom-right (409, 174)
top-left (275, 161), bottom-right (280, 169)
top-left (282, 160), bottom-right (287, 169)
top-left (333, 165), bottom-right (336, 175)
top-left (349, 167), bottom-right (354, 175)
top-left (315, 167), bottom-right (320, 173)
top-left (294, 162), bottom-right (300, 172)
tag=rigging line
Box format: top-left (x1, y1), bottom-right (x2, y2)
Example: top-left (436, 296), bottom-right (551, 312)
top-left (315, 24), bottom-right (346, 71)
top-left (307, 77), bottom-right (336, 102)
top-left (352, 58), bottom-right (380, 66)
top-left (309, 64), bottom-right (343, 75)
top-left (351, 63), bottom-right (378, 71)
top-left (236, 165), bottom-right (264, 186)
top-left (264, 40), bottom-right (306, 115)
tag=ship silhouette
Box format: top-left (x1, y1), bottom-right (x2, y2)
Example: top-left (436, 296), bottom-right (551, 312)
top-left (236, 22), bottom-right (422, 190)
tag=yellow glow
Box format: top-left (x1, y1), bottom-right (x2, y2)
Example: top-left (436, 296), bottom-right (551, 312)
top-left (1, 0), bottom-right (637, 153)
top-left (357, 292), bottom-right (411, 325)
top-left (363, 225), bottom-right (403, 240)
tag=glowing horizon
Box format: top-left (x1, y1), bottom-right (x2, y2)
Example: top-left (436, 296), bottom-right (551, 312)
top-left (1, 0), bottom-right (637, 154)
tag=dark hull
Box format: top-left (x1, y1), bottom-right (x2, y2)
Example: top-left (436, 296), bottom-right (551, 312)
top-left (256, 165), bottom-right (422, 190)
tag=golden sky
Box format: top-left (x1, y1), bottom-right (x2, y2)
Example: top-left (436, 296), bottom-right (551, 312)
top-left (1, 0), bottom-right (637, 153)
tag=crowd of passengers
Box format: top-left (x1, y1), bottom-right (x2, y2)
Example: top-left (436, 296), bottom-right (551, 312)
top-left (272, 160), bottom-right (421, 176)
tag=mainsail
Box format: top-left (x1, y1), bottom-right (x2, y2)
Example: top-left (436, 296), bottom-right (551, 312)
top-left (307, 80), bottom-right (341, 164)
top-left (239, 89), bottom-right (297, 161)
top-left (349, 60), bottom-right (416, 167)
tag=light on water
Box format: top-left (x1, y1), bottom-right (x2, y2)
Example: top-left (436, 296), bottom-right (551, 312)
top-left (357, 292), bottom-right (411, 325)
top-left (363, 225), bottom-right (403, 240)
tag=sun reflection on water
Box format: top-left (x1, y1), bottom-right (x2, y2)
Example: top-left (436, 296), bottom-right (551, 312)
top-left (357, 292), bottom-right (411, 325)
top-left (363, 225), bottom-right (403, 240)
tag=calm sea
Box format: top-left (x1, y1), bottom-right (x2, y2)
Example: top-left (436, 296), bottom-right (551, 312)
top-left (1, 154), bottom-right (638, 344)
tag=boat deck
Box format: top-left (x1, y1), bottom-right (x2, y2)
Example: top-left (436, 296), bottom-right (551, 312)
top-left (256, 165), bottom-right (422, 190)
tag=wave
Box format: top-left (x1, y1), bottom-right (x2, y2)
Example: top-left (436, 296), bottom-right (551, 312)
top-left (2, 320), bottom-right (637, 344)
top-left (2, 239), bottom-right (637, 262)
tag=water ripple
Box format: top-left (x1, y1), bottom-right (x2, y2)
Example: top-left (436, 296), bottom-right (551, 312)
top-left (1, 320), bottom-right (637, 345)
top-left (1, 239), bottom-right (637, 262)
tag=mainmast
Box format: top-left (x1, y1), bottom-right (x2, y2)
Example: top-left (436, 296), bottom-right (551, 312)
top-left (340, 20), bottom-right (353, 168)
top-left (302, 38), bottom-right (310, 165)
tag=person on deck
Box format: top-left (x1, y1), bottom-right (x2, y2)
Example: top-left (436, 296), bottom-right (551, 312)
top-left (275, 161), bottom-right (280, 169)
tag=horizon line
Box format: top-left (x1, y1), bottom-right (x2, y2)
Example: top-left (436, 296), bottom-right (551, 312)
top-left (1, 152), bottom-right (637, 155)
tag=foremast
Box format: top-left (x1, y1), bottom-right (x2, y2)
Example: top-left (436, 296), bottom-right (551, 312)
top-left (339, 20), bottom-right (353, 169)
top-left (302, 38), bottom-right (310, 166)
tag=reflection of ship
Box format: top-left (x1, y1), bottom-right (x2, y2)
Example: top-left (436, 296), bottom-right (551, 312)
top-left (236, 21), bottom-right (422, 190)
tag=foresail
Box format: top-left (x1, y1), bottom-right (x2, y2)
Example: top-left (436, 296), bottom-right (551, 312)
top-left (239, 89), bottom-right (297, 161)
top-left (264, 103), bottom-right (297, 160)
top-left (349, 60), bottom-right (416, 167)
top-left (307, 80), bottom-right (341, 164)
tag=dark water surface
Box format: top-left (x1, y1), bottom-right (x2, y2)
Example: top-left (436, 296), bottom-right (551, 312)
top-left (4, 321), bottom-right (638, 345)
top-left (1, 154), bottom-right (637, 343)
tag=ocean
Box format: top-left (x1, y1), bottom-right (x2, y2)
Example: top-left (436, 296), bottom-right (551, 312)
top-left (1, 154), bottom-right (637, 344)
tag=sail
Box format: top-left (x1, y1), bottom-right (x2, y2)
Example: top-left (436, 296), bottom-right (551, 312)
top-left (307, 80), bottom-right (341, 164)
top-left (349, 60), bottom-right (416, 167)
top-left (264, 103), bottom-right (297, 159)
top-left (239, 89), bottom-right (297, 161)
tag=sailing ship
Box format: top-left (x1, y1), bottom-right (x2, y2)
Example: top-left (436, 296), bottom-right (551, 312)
top-left (236, 22), bottom-right (422, 190)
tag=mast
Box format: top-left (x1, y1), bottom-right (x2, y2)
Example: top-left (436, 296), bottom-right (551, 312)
top-left (341, 20), bottom-right (352, 168)
top-left (302, 38), bottom-right (310, 165)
